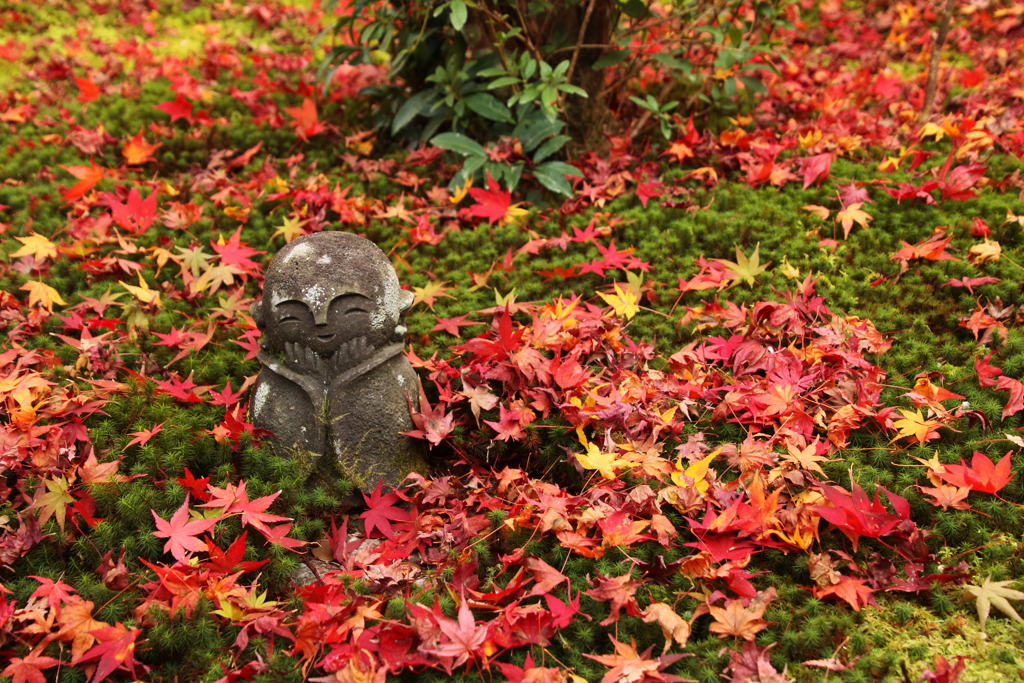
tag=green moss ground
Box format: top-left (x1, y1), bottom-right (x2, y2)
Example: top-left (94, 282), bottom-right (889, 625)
top-left (1, 1), bottom-right (1024, 681)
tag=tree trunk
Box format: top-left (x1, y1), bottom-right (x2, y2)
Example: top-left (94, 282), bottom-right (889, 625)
top-left (920, 0), bottom-right (957, 123)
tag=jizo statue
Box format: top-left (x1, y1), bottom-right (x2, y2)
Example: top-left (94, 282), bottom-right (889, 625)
top-left (249, 232), bottom-right (427, 489)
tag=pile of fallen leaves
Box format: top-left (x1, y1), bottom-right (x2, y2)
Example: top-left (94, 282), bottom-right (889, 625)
top-left (2, 0), bottom-right (1024, 682)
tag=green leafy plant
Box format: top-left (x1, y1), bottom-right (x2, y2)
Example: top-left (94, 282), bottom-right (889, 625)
top-left (316, 0), bottom-right (788, 156)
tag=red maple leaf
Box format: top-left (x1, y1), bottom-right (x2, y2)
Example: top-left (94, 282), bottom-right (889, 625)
top-left (360, 481), bottom-right (411, 537)
top-left (484, 402), bottom-right (527, 442)
top-left (151, 495), bottom-right (219, 560)
top-left (570, 218), bottom-right (602, 243)
top-left (75, 77), bottom-right (100, 103)
top-left (800, 152), bottom-right (833, 189)
top-left (0, 39), bottom-right (26, 61)
top-left (122, 129), bottom-right (161, 165)
top-left (204, 531), bottom-right (269, 574)
top-left (525, 557), bottom-right (569, 597)
top-left (208, 381), bottom-right (244, 407)
top-left (942, 276), bottom-right (1000, 294)
top-left (209, 404), bottom-right (268, 449)
top-left (636, 181), bottom-right (662, 208)
top-left (258, 521), bottom-right (307, 550)
top-left (211, 226), bottom-right (265, 278)
top-left (585, 636), bottom-right (685, 683)
top-left (237, 491), bottom-right (290, 535)
top-left (73, 623), bottom-right (143, 683)
top-left (420, 600), bottom-right (487, 671)
top-left (586, 573), bottom-right (642, 626)
top-left (124, 421), bottom-right (165, 448)
top-left (151, 372), bottom-right (209, 403)
top-left (2, 650), bottom-right (62, 683)
top-left (151, 325), bottom-right (190, 349)
top-left (431, 314), bottom-right (482, 338)
top-left (200, 480), bottom-right (250, 513)
top-left (940, 163), bottom-right (986, 201)
top-left (27, 576), bottom-right (78, 616)
top-left (404, 382), bottom-right (458, 447)
top-left (102, 187), bottom-right (157, 234)
top-left (890, 234), bottom-right (958, 262)
top-left (936, 451), bottom-right (1014, 495)
top-left (468, 173), bottom-right (512, 225)
top-left (155, 93), bottom-right (194, 123)
top-left (996, 376), bottom-right (1024, 419)
top-left (175, 469), bottom-right (211, 502)
top-left (814, 482), bottom-right (909, 551)
top-left (232, 328), bottom-right (262, 361)
top-left (975, 352), bottom-right (1003, 388)
top-left (919, 655), bottom-right (971, 683)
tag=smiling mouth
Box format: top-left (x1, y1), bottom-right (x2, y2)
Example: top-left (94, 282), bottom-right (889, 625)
top-left (317, 334), bottom-right (335, 341)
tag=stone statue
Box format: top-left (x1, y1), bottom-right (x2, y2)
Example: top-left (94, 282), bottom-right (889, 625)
top-left (249, 232), bottom-right (427, 489)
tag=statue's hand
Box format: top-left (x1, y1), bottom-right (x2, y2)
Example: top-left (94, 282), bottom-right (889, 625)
top-left (284, 341), bottom-right (327, 376)
top-left (326, 335), bottom-right (374, 376)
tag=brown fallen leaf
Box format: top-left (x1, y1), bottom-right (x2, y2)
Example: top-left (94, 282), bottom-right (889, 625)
top-left (642, 602), bottom-right (690, 653)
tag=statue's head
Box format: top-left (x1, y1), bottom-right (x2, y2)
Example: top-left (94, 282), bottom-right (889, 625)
top-left (251, 232), bottom-right (413, 367)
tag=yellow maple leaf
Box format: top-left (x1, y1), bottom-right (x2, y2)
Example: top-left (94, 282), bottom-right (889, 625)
top-left (412, 280), bottom-right (455, 310)
top-left (599, 283), bottom-right (640, 320)
top-left (12, 232), bottom-right (58, 262)
top-left (272, 215), bottom-right (307, 243)
top-left (891, 408), bottom-right (942, 445)
top-left (194, 263), bottom-right (244, 295)
top-left (799, 129), bottom-right (822, 150)
top-left (878, 155), bottom-right (901, 172)
top-left (968, 239), bottom-right (1001, 265)
top-left (30, 476), bottom-right (76, 532)
top-left (780, 256), bottom-right (801, 280)
top-left (20, 281), bottom-right (67, 310)
top-left (575, 427), bottom-right (633, 480)
top-left (211, 597), bottom-right (246, 621)
top-left (919, 121), bottom-right (949, 142)
top-left (121, 272), bottom-right (162, 307)
top-left (671, 448), bottom-right (720, 494)
top-left (836, 202), bottom-right (872, 239)
top-left (450, 176), bottom-right (473, 205)
top-left (576, 441), bottom-right (635, 480)
top-left (910, 452), bottom-right (946, 486)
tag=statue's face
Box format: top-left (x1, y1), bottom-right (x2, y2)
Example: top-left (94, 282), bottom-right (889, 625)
top-left (270, 293), bottom-right (374, 356)
top-left (253, 232), bottom-right (415, 374)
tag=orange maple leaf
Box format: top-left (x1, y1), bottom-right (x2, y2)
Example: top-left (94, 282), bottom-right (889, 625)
top-left (122, 129), bottom-right (162, 165)
top-left (909, 377), bottom-right (965, 410)
top-left (585, 636), bottom-right (683, 683)
top-left (20, 281), bottom-right (66, 310)
top-left (813, 576), bottom-right (877, 611)
top-left (53, 599), bottom-right (110, 660)
top-left (707, 599), bottom-right (770, 641)
top-left (74, 77), bottom-right (100, 103)
top-left (835, 202), bottom-right (872, 239)
top-left (283, 98), bottom-right (326, 140)
top-left (59, 162), bottom-right (105, 202)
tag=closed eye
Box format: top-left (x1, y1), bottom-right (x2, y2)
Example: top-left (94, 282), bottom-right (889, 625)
top-left (279, 316), bottom-right (300, 323)
top-left (346, 307), bottom-right (368, 314)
